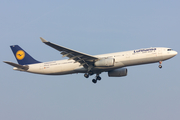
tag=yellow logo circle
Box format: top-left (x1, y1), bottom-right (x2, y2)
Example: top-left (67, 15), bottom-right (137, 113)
top-left (16, 50), bottom-right (25, 60)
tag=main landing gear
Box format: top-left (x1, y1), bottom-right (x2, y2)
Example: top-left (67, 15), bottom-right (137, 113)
top-left (158, 61), bottom-right (162, 69)
top-left (84, 71), bottom-right (94, 78)
top-left (84, 73), bottom-right (101, 84)
top-left (92, 75), bottom-right (101, 84)
top-left (84, 73), bottom-right (89, 78)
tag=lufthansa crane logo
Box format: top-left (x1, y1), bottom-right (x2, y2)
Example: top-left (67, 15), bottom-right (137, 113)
top-left (16, 50), bottom-right (25, 60)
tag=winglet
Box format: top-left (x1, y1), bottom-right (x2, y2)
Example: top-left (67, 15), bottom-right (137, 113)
top-left (40, 37), bottom-right (48, 43)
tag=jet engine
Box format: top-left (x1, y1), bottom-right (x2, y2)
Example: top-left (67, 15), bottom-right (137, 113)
top-left (108, 68), bottom-right (127, 77)
top-left (94, 58), bottom-right (115, 67)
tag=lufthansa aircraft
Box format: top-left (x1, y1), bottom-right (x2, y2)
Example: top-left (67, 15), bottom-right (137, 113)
top-left (4, 37), bottom-right (178, 83)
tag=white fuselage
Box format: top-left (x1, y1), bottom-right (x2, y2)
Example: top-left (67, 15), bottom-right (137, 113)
top-left (14, 47), bottom-right (177, 75)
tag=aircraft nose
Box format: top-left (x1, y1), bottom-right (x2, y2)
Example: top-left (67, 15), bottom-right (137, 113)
top-left (175, 51), bottom-right (178, 55)
top-left (173, 51), bottom-right (178, 56)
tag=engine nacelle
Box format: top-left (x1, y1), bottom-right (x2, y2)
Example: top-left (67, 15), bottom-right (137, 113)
top-left (108, 68), bottom-right (127, 77)
top-left (94, 58), bottom-right (115, 67)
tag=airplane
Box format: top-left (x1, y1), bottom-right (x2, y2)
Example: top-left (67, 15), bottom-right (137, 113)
top-left (4, 37), bottom-right (178, 83)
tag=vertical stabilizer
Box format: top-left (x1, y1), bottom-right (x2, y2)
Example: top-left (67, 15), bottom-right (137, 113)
top-left (10, 45), bottom-right (41, 65)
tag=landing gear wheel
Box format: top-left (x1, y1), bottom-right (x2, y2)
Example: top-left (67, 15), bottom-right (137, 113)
top-left (89, 71), bottom-right (94, 75)
top-left (84, 73), bottom-right (89, 78)
top-left (97, 76), bottom-right (101, 81)
top-left (92, 79), bottom-right (97, 84)
top-left (159, 65), bottom-right (162, 69)
top-left (158, 61), bottom-right (162, 69)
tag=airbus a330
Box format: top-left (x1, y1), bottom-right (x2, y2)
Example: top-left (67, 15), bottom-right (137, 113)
top-left (4, 37), bottom-right (178, 83)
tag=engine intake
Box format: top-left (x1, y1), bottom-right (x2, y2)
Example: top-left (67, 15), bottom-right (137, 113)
top-left (94, 58), bottom-right (115, 67)
top-left (108, 68), bottom-right (127, 77)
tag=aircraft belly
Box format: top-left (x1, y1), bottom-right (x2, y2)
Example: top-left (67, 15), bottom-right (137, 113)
top-left (45, 63), bottom-right (79, 75)
top-left (74, 67), bottom-right (87, 73)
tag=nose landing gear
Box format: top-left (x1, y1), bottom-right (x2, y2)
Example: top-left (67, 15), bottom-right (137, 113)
top-left (158, 61), bottom-right (162, 68)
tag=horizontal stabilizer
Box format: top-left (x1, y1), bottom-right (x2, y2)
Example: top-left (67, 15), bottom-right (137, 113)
top-left (3, 61), bottom-right (29, 70)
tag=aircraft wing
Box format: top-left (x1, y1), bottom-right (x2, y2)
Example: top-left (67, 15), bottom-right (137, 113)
top-left (40, 37), bottom-right (98, 67)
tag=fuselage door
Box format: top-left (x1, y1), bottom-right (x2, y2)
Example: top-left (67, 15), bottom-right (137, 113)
top-left (39, 63), bottom-right (44, 70)
top-left (126, 53), bottom-right (130, 58)
top-left (158, 48), bottom-right (162, 56)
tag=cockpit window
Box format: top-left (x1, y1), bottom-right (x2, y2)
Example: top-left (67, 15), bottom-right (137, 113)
top-left (167, 49), bottom-right (173, 51)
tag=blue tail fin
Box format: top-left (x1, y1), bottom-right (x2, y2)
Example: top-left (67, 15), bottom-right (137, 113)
top-left (10, 45), bottom-right (41, 65)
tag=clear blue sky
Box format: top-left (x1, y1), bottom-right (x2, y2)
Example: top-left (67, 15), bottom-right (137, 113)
top-left (1, 1), bottom-right (180, 120)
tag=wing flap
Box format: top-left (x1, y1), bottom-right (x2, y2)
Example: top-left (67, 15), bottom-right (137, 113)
top-left (40, 37), bottom-right (98, 66)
